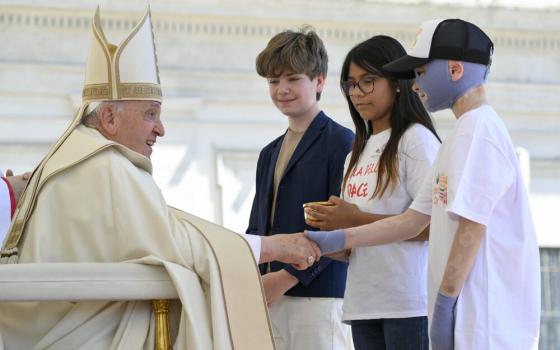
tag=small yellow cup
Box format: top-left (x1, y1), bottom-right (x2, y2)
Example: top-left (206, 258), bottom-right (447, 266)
top-left (303, 201), bottom-right (334, 221)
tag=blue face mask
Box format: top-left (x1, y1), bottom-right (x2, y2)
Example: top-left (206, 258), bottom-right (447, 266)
top-left (414, 59), bottom-right (489, 112)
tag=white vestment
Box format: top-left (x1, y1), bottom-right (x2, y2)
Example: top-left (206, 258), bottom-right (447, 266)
top-left (0, 125), bottom-right (274, 349)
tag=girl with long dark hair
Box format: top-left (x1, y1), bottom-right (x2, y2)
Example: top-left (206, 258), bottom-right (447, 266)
top-left (305, 35), bottom-right (440, 349)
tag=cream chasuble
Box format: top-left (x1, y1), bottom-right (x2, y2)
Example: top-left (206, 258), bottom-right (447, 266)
top-left (0, 126), bottom-right (274, 349)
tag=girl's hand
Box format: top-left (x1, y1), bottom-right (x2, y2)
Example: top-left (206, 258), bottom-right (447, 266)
top-left (304, 195), bottom-right (360, 230)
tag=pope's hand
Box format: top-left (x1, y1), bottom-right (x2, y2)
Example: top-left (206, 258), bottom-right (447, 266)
top-left (261, 233), bottom-right (321, 270)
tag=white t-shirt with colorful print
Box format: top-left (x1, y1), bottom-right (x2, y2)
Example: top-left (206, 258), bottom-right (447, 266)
top-left (341, 123), bottom-right (440, 321)
top-left (411, 105), bottom-right (540, 349)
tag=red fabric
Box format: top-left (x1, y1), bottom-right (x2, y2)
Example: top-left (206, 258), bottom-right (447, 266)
top-left (1, 177), bottom-right (16, 218)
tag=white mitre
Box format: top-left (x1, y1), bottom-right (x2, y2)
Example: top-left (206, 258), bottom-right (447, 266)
top-left (84, 6), bottom-right (162, 114)
top-left (84, 6), bottom-right (161, 105)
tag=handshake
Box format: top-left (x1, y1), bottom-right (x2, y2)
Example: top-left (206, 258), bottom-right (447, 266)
top-left (261, 233), bottom-right (321, 270)
top-left (259, 198), bottom-right (350, 269)
top-left (261, 229), bottom-right (346, 270)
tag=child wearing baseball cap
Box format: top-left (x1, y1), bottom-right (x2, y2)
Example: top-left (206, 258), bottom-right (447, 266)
top-left (306, 19), bottom-right (541, 349)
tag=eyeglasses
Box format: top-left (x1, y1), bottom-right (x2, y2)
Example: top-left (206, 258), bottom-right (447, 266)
top-left (340, 75), bottom-right (379, 95)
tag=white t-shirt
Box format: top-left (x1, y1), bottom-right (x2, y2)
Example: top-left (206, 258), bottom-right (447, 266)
top-left (411, 105), bottom-right (540, 349)
top-left (0, 169), bottom-right (12, 244)
top-left (342, 124), bottom-right (440, 321)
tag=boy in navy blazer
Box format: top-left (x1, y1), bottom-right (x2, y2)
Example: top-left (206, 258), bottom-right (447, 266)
top-left (247, 27), bottom-right (354, 350)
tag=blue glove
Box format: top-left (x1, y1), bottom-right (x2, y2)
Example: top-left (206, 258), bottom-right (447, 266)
top-left (306, 229), bottom-right (345, 255)
top-left (430, 292), bottom-right (458, 350)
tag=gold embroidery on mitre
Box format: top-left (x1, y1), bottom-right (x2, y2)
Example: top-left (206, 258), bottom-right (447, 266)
top-left (113, 8), bottom-right (162, 100)
top-left (82, 6), bottom-right (161, 103)
top-left (151, 17), bottom-right (161, 85)
top-left (83, 83), bottom-right (112, 101)
top-left (119, 83), bottom-right (162, 100)
top-left (95, 10), bottom-right (113, 94)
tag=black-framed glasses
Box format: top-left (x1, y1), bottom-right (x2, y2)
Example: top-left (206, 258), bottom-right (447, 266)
top-left (340, 75), bottom-right (379, 95)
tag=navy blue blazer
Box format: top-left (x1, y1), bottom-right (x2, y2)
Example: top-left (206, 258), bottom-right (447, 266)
top-left (246, 111), bottom-right (354, 298)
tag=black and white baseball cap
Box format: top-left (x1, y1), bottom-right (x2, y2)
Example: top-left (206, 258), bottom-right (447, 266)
top-left (383, 19), bottom-right (494, 79)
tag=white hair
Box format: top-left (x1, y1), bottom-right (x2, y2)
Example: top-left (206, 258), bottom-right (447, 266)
top-left (84, 101), bottom-right (101, 116)
top-left (81, 101), bottom-right (125, 127)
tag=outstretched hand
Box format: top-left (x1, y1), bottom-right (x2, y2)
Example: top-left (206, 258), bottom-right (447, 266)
top-left (264, 233), bottom-right (321, 270)
top-left (304, 195), bottom-right (359, 230)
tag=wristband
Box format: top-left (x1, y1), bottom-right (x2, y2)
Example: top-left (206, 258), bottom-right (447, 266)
top-left (306, 229), bottom-right (345, 254)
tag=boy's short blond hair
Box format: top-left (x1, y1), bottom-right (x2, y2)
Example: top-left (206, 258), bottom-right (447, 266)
top-left (256, 26), bottom-right (328, 85)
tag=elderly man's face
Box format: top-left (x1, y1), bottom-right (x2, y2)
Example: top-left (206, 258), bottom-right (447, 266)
top-left (113, 100), bottom-right (164, 158)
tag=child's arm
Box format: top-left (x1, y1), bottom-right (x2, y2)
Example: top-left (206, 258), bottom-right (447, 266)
top-left (306, 196), bottom-right (430, 241)
top-left (431, 217), bottom-right (485, 349)
top-left (439, 217), bottom-right (485, 297)
top-left (261, 270), bottom-right (298, 306)
top-left (306, 208), bottom-right (430, 255)
top-left (345, 208), bottom-right (430, 249)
